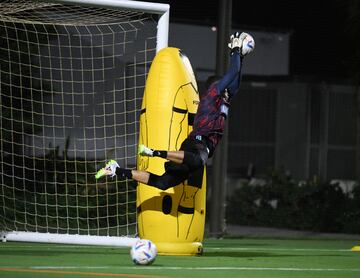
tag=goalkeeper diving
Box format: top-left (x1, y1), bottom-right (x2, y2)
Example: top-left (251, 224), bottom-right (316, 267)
top-left (96, 32), bottom-right (255, 189)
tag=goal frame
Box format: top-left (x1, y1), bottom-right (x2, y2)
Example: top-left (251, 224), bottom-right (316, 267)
top-left (1, 0), bottom-right (169, 247)
top-left (45, 0), bottom-right (170, 53)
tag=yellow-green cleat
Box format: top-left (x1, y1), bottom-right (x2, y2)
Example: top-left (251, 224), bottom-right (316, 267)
top-left (95, 160), bottom-right (120, 179)
top-left (138, 144), bottom-right (154, 156)
top-left (95, 168), bottom-right (107, 180)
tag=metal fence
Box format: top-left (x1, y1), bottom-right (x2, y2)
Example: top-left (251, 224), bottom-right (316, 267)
top-left (225, 80), bottom-right (358, 183)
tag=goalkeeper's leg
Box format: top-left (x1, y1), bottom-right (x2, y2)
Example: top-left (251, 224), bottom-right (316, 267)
top-left (138, 137), bottom-right (209, 170)
top-left (138, 144), bottom-right (184, 163)
top-left (95, 160), bottom-right (188, 190)
top-left (139, 146), bottom-right (204, 170)
top-left (95, 161), bottom-right (149, 184)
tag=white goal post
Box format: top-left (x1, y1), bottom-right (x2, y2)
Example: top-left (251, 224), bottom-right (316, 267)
top-left (0, 0), bottom-right (169, 247)
top-left (46, 0), bottom-right (170, 52)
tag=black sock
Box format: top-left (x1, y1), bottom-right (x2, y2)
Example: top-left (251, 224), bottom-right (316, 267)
top-left (115, 168), bottom-right (132, 179)
top-left (153, 150), bottom-right (167, 159)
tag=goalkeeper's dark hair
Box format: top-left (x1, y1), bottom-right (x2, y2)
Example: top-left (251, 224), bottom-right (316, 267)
top-left (205, 75), bottom-right (221, 90)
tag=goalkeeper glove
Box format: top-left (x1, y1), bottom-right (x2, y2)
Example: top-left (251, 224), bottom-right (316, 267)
top-left (228, 31), bottom-right (242, 49)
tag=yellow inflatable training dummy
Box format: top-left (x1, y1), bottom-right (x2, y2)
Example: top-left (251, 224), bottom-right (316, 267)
top-left (137, 47), bottom-right (206, 255)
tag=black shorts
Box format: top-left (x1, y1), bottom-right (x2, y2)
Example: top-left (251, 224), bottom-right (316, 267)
top-left (162, 136), bottom-right (206, 175)
top-left (180, 136), bottom-right (210, 165)
top-left (164, 160), bottom-right (189, 176)
top-left (161, 159), bottom-right (203, 189)
top-left (159, 136), bottom-right (207, 188)
top-left (147, 161), bottom-right (189, 190)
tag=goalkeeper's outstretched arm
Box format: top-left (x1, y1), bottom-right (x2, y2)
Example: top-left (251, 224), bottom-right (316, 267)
top-left (217, 32), bottom-right (255, 98)
top-left (216, 50), bottom-right (242, 98)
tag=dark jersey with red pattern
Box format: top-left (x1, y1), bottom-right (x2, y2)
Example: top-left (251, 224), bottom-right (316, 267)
top-left (189, 84), bottom-right (227, 154)
top-left (189, 50), bottom-right (242, 157)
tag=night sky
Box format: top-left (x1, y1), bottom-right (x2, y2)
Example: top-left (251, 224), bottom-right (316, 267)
top-left (142, 0), bottom-right (357, 80)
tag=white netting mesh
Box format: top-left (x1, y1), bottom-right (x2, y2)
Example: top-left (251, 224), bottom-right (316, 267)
top-left (0, 0), bottom-right (157, 237)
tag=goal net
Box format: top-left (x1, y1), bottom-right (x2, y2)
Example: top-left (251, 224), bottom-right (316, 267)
top-left (0, 0), bottom-right (169, 246)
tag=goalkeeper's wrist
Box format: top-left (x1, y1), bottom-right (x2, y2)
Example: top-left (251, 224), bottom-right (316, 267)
top-left (230, 47), bottom-right (240, 55)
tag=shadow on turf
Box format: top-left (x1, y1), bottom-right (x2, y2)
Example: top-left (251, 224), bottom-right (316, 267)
top-left (205, 242), bottom-right (271, 247)
top-left (202, 251), bottom-right (345, 258)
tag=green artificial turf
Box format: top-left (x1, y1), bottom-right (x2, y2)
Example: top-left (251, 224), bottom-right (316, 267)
top-left (0, 238), bottom-right (359, 278)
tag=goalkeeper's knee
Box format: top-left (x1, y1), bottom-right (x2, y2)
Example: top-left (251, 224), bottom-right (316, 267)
top-left (183, 151), bottom-right (204, 170)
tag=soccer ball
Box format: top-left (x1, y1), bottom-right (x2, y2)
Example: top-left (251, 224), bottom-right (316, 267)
top-left (130, 239), bottom-right (157, 265)
top-left (241, 33), bottom-right (255, 56)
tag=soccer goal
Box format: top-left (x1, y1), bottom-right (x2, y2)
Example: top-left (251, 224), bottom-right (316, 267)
top-left (0, 0), bottom-right (169, 246)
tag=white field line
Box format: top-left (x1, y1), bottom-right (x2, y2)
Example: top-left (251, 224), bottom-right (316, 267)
top-left (0, 245), bottom-right (353, 252)
top-left (0, 266), bottom-right (360, 272)
top-left (206, 247), bottom-right (353, 252)
top-left (2, 266), bottom-right (358, 272)
top-left (0, 266), bottom-right (109, 270)
top-left (122, 267), bottom-right (360, 272)
top-left (0, 245), bottom-right (126, 249)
